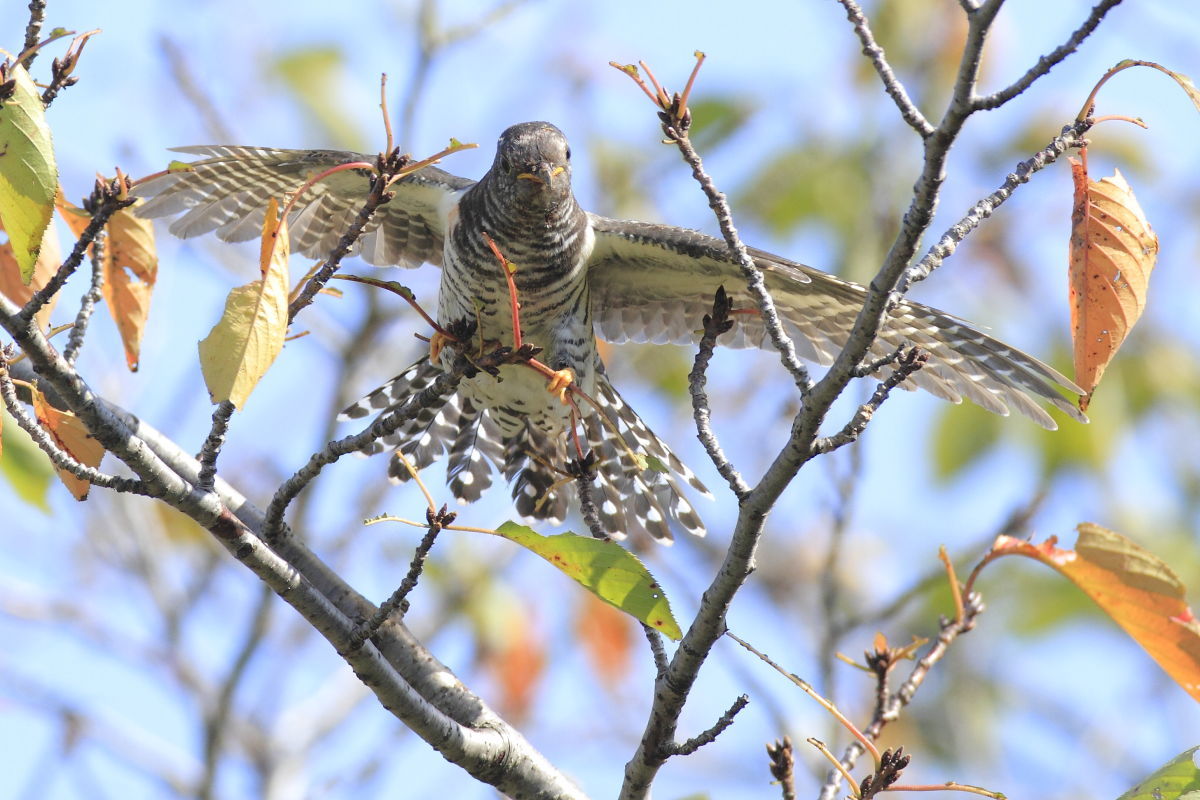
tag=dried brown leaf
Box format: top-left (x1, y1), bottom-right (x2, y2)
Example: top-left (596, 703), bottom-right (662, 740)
top-left (1068, 158), bottom-right (1158, 410)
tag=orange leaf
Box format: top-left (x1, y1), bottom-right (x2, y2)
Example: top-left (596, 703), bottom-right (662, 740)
top-left (30, 385), bottom-right (105, 500)
top-left (480, 609), bottom-right (546, 721)
top-left (1068, 158), bottom-right (1159, 410)
top-left (0, 216), bottom-right (62, 330)
top-left (102, 203), bottom-right (158, 371)
top-left (575, 590), bottom-right (634, 688)
top-left (991, 524), bottom-right (1200, 701)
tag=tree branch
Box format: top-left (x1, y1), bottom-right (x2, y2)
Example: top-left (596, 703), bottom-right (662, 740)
top-left (833, 0), bottom-right (935, 138)
top-left (687, 286), bottom-right (750, 500)
top-left (62, 233), bottom-right (106, 365)
top-left (972, 0), bottom-right (1126, 110)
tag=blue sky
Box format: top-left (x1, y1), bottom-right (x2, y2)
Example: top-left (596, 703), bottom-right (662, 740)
top-left (3, 1), bottom-right (1199, 798)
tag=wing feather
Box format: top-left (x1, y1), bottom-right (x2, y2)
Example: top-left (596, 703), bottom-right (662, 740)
top-left (135, 146), bottom-right (473, 268)
top-left (586, 214), bottom-right (1086, 429)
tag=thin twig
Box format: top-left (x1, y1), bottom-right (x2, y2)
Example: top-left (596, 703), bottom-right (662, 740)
top-left (687, 286), bottom-right (750, 499)
top-left (816, 438), bottom-right (863, 708)
top-left (0, 353), bottom-right (147, 495)
top-left (813, 347), bottom-right (928, 454)
top-left (347, 506), bottom-right (451, 650)
top-left (159, 36), bottom-right (234, 142)
top-left (667, 694), bottom-right (749, 756)
top-left (198, 585), bottom-right (272, 800)
top-left (286, 150), bottom-right (406, 322)
top-left (260, 343), bottom-right (527, 542)
top-left (21, 178), bottom-right (133, 325)
top-left (834, 0), bottom-right (934, 137)
top-left (38, 33), bottom-right (88, 106)
top-left (641, 624), bottom-right (669, 679)
top-left (668, 131), bottom-right (813, 395)
top-left (195, 402), bottom-right (235, 492)
top-left (62, 235), bottom-right (107, 366)
top-left (816, 592), bottom-right (985, 800)
top-left (972, 0), bottom-right (1127, 110)
top-left (859, 747), bottom-right (911, 799)
top-left (727, 630), bottom-right (881, 766)
top-left (569, 455), bottom-right (611, 540)
top-left (262, 365), bottom-right (465, 543)
top-left (766, 737), bottom-right (797, 800)
top-left (897, 121), bottom-right (1091, 296)
top-left (21, 0), bottom-right (47, 69)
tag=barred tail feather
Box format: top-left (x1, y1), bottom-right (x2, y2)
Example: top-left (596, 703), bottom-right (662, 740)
top-left (339, 362), bottom-right (708, 541)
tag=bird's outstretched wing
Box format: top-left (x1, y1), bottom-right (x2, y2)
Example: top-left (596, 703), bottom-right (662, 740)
top-left (585, 214), bottom-right (1086, 430)
top-left (135, 146), bottom-right (474, 267)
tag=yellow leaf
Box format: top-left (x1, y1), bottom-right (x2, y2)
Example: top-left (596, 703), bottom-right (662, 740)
top-left (30, 386), bottom-right (105, 501)
top-left (102, 202), bottom-right (158, 371)
top-left (1068, 159), bottom-right (1158, 410)
top-left (990, 524), bottom-right (1200, 701)
top-left (0, 63), bottom-right (58, 281)
top-left (197, 198), bottom-right (289, 408)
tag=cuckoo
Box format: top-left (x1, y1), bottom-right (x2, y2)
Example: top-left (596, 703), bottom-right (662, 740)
top-left (136, 121), bottom-right (1086, 542)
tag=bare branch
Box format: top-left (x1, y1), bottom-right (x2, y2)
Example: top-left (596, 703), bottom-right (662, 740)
top-left (0, 352), bottom-right (147, 495)
top-left (973, 0), bottom-right (1127, 111)
top-left (198, 585), bottom-right (273, 800)
top-left (833, 0), bottom-right (935, 138)
top-left (570, 454), bottom-right (613, 540)
top-left (62, 236), bottom-right (106, 365)
top-left (21, 177), bottom-right (133, 325)
top-left (286, 150), bottom-right (407, 322)
top-left (898, 120), bottom-right (1091, 295)
top-left (668, 694), bottom-right (749, 756)
top-left (766, 737), bottom-right (797, 800)
top-left (813, 347), bottom-right (928, 454)
top-left (688, 286), bottom-right (750, 499)
top-left (667, 132), bottom-right (814, 395)
top-left (262, 364), bottom-right (463, 542)
top-left (21, 0), bottom-right (48, 69)
top-left (817, 592), bottom-right (985, 800)
top-left (195, 402), bottom-right (235, 492)
top-left (347, 508), bottom-right (449, 650)
top-left (641, 624), bottom-right (669, 679)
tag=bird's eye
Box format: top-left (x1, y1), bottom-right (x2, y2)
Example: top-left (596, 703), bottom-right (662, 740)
top-left (564, 146), bottom-right (571, 160)
top-left (500, 156), bottom-right (511, 172)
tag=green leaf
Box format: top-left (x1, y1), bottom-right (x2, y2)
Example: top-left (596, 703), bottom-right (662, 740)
top-left (495, 521), bottom-right (682, 640)
top-left (0, 63), bottom-right (58, 281)
top-left (1116, 747), bottom-right (1200, 800)
top-left (0, 410), bottom-right (53, 511)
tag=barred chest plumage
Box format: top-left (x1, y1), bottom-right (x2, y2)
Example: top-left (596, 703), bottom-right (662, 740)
top-left (436, 177), bottom-right (598, 437)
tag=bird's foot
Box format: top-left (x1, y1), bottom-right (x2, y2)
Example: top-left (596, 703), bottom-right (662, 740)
top-left (429, 331), bottom-right (451, 364)
top-left (546, 368), bottom-right (574, 404)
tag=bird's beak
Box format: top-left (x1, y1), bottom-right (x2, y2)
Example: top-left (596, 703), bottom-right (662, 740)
top-left (517, 163), bottom-right (566, 187)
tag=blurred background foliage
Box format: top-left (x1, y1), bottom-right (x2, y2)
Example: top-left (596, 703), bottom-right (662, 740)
top-left (1, 1), bottom-right (1198, 799)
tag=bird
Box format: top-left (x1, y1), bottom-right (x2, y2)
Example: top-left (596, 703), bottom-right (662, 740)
top-left (135, 121), bottom-right (1086, 542)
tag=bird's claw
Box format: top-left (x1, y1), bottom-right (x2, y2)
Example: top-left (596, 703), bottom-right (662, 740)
top-left (429, 331), bottom-right (451, 364)
top-left (546, 368), bottom-right (574, 404)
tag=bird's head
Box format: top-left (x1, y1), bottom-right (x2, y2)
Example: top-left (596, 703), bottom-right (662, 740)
top-left (490, 122), bottom-right (573, 209)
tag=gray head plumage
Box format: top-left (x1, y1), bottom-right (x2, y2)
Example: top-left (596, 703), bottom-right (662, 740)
top-left (487, 122), bottom-right (574, 210)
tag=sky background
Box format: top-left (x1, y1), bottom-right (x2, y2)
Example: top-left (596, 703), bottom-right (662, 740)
top-left (2, 1), bottom-right (1199, 798)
